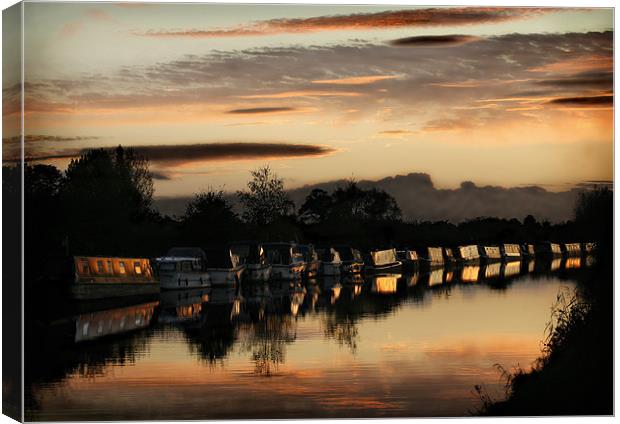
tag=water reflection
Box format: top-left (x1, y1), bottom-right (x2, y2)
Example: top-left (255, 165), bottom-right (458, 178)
top-left (25, 256), bottom-right (592, 420)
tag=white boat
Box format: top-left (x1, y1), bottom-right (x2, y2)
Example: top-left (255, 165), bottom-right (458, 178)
top-left (203, 247), bottom-right (246, 286)
top-left (317, 247), bottom-right (342, 276)
top-left (364, 248), bottom-right (402, 273)
top-left (262, 242), bottom-right (306, 280)
top-left (156, 247), bottom-right (210, 290)
top-left (231, 241), bottom-right (272, 282)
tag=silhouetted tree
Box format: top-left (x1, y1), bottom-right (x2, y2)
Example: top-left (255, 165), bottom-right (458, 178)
top-left (298, 188), bottom-right (333, 224)
top-left (237, 166), bottom-right (293, 225)
top-left (182, 189), bottom-right (241, 244)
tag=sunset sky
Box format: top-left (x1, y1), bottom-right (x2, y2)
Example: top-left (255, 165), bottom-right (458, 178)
top-left (4, 4), bottom-right (613, 197)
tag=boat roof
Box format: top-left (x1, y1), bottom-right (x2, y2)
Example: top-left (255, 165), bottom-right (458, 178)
top-left (156, 256), bottom-right (199, 262)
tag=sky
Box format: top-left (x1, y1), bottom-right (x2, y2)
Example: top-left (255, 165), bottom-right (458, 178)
top-left (3, 3), bottom-right (613, 197)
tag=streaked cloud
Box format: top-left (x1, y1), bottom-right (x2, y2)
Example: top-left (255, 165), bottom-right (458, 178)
top-left (311, 75), bottom-right (398, 85)
top-left (390, 34), bottom-right (480, 47)
top-left (138, 7), bottom-right (555, 38)
top-left (236, 90), bottom-right (362, 99)
top-left (226, 107), bottom-right (298, 114)
top-left (546, 95), bottom-right (613, 107)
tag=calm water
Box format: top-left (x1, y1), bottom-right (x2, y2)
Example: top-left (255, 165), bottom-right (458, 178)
top-left (26, 258), bottom-right (589, 420)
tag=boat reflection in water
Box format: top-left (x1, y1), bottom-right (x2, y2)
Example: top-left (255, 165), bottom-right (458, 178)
top-left (369, 274), bottom-right (401, 294)
top-left (426, 267), bottom-right (444, 286)
top-left (483, 262), bottom-right (502, 280)
top-left (159, 288), bottom-right (210, 324)
top-left (75, 301), bottom-right (159, 343)
top-left (460, 265), bottom-right (481, 283)
top-left (501, 260), bottom-right (521, 279)
top-left (404, 272), bottom-right (420, 287)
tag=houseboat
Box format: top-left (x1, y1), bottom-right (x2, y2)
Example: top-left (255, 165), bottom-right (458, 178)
top-left (297, 244), bottom-right (322, 278)
top-left (479, 246), bottom-right (501, 262)
top-left (203, 247), bottom-right (246, 285)
top-left (263, 242), bottom-right (306, 280)
top-left (521, 244), bottom-right (536, 257)
top-left (334, 245), bottom-right (364, 274)
top-left (317, 247), bottom-right (342, 276)
top-left (230, 241), bottom-right (271, 282)
top-left (455, 245), bottom-right (480, 263)
top-left (396, 249), bottom-right (419, 271)
top-left (443, 247), bottom-right (457, 263)
top-left (156, 247), bottom-right (210, 290)
top-left (364, 248), bottom-right (402, 273)
top-left (418, 247), bottom-right (444, 266)
top-left (562, 243), bottom-right (581, 256)
top-left (501, 244), bottom-right (522, 260)
top-left (71, 256), bottom-right (159, 300)
top-left (581, 242), bottom-right (596, 254)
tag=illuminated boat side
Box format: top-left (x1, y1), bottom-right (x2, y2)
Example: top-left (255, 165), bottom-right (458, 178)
top-left (230, 242), bottom-right (271, 282)
top-left (263, 242), bottom-right (306, 280)
top-left (364, 248), bottom-right (402, 273)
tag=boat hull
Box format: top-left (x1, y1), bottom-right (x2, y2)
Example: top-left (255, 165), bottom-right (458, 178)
top-left (322, 261), bottom-right (341, 276)
top-left (365, 262), bottom-right (403, 274)
top-left (246, 263), bottom-right (272, 281)
top-left (208, 266), bottom-right (245, 286)
top-left (70, 282), bottom-right (160, 300)
top-left (271, 263), bottom-right (305, 280)
top-left (158, 271), bottom-right (211, 290)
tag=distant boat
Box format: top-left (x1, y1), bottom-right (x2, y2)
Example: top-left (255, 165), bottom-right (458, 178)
top-left (317, 247), bottom-right (342, 276)
top-left (71, 256), bottom-right (159, 299)
top-left (333, 245), bottom-right (364, 274)
top-left (203, 247), bottom-right (246, 286)
top-left (536, 242), bottom-right (563, 257)
top-left (521, 243), bottom-right (536, 257)
top-left (297, 244), bottom-right (322, 278)
top-left (156, 247), bottom-right (210, 290)
top-left (364, 248), bottom-right (402, 273)
top-left (230, 241), bottom-right (271, 282)
top-left (417, 247), bottom-right (444, 266)
top-left (455, 245), bottom-right (480, 263)
top-left (562, 243), bottom-right (581, 257)
top-left (396, 249), bottom-right (419, 270)
top-left (443, 247), bottom-right (457, 263)
top-left (263, 242), bottom-right (306, 280)
top-left (501, 244), bottom-right (522, 260)
top-left (479, 246), bottom-right (501, 262)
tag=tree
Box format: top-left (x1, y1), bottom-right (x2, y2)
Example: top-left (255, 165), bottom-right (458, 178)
top-left (330, 181), bottom-right (401, 222)
top-left (298, 188), bottom-right (333, 224)
top-left (237, 166), bottom-right (293, 225)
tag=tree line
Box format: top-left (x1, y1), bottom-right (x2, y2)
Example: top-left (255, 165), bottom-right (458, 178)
top-left (2, 145), bottom-right (611, 281)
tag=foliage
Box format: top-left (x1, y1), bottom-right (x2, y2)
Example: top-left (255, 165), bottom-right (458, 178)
top-left (237, 166), bottom-right (294, 225)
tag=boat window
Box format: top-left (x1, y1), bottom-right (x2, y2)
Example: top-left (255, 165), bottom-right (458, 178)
top-left (192, 260), bottom-right (202, 271)
top-left (107, 260), bottom-right (113, 272)
top-left (134, 261), bottom-right (142, 274)
top-left (159, 262), bottom-right (177, 272)
top-left (181, 261), bottom-right (192, 272)
top-left (96, 260), bottom-right (105, 273)
top-left (119, 261), bottom-right (126, 274)
top-left (81, 262), bottom-right (90, 274)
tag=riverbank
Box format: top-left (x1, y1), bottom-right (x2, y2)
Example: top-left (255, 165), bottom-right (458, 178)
top-left (478, 255), bottom-right (613, 415)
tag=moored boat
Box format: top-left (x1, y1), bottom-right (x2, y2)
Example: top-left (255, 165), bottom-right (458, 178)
top-left (203, 247), bottom-right (246, 286)
top-left (364, 248), bottom-right (402, 273)
top-left (334, 245), bottom-right (364, 274)
top-left (562, 243), bottom-right (581, 256)
top-left (479, 246), bottom-right (501, 262)
top-left (317, 247), bottom-right (342, 276)
top-left (501, 244), bottom-right (522, 260)
top-left (156, 247), bottom-right (210, 290)
top-left (536, 242), bottom-right (563, 257)
top-left (396, 249), bottom-right (419, 271)
top-left (263, 242), bottom-right (306, 280)
top-left (297, 244), bottom-right (322, 278)
top-left (71, 256), bottom-right (159, 300)
top-left (230, 241), bottom-right (271, 282)
top-left (455, 245), bottom-right (480, 263)
top-left (418, 247), bottom-right (444, 266)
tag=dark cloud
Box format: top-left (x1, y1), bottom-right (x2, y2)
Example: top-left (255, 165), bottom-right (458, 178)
top-left (535, 71), bottom-right (613, 89)
top-left (14, 142), bottom-right (336, 166)
top-left (390, 34), bottom-right (479, 47)
top-left (226, 107), bottom-right (296, 114)
top-left (151, 170), bottom-right (174, 180)
top-left (139, 7), bottom-right (554, 38)
top-left (546, 95), bottom-right (613, 106)
top-left (3, 135), bottom-right (100, 144)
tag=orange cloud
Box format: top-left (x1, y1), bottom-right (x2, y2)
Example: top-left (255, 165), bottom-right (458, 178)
top-left (528, 54), bottom-right (613, 74)
top-left (311, 75), bottom-right (398, 85)
top-left (236, 90), bottom-right (362, 99)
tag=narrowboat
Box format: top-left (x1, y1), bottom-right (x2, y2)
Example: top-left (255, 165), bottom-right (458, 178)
top-left (396, 249), bottom-right (419, 271)
top-left (521, 244), bottom-right (536, 257)
top-left (156, 247), bottom-right (210, 290)
top-left (364, 248), bottom-right (402, 273)
top-left (562, 243), bottom-right (581, 256)
top-left (317, 247), bottom-right (342, 276)
top-left (297, 244), bottom-right (322, 278)
top-left (536, 242), bottom-right (563, 257)
top-left (418, 247), bottom-right (444, 266)
top-left (203, 247), bottom-right (246, 285)
top-left (334, 245), bottom-right (364, 274)
top-left (455, 245), bottom-right (480, 263)
top-left (479, 246), bottom-right (501, 262)
top-left (443, 247), bottom-right (457, 263)
top-left (71, 256), bottom-right (159, 300)
top-left (263, 242), bottom-right (306, 280)
top-left (230, 241), bottom-right (271, 282)
top-left (501, 243), bottom-right (522, 260)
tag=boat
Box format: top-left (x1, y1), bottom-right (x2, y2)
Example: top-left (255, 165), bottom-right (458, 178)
top-left (418, 247), bottom-right (444, 266)
top-left (230, 241), bottom-right (271, 282)
top-left (317, 247), bottom-right (342, 276)
top-left (521, 244), bottom-right (536, 257)
top-left (297, 244), bottom-right (322, 278)
top-left (455, 245), bottom-right (480, 263)
top-left (364, 248), bottom-right (402, 273)
top-left (562, 243), bottom-right (581, 256)
top-left (501, 244), bottom-right (522, 260)
top-left (443, 247), bottom-right (457, 263)
top-left (71, 256), bottom-right (159, 300)
top-left (156, 247), bottom-right (210, 290)
top-left (396, 249), bottom-right (419, 270)
top-left (581, 242), bottom-right (596, 254)
top-left (536, 242), bottom-right (563, 257)
top-left (479, 246), bottom-right (501, 262)
top-left (263, 242), bottom-right (306, 280)
top-left (203, 247), bottom-right (246, 286)
top-left (333, 245), bottom-right (364, 274)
